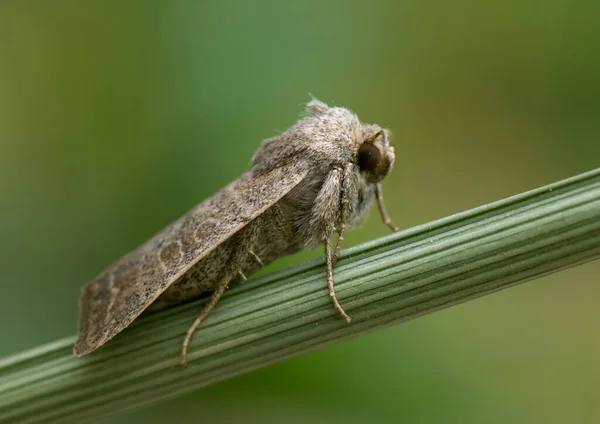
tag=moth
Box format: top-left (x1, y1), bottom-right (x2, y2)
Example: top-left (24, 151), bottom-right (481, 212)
top-left (74, 98), bottom-right (398, 365)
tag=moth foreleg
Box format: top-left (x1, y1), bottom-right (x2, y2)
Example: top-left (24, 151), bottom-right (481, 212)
top-left (325, 235), bottom-right (351, 323)
top-left (332, 166), bottom-right (352, 267)
top-left (376, 183), bottom-right (399, 232)
top-left (332, 226), bottom-right (345, 268)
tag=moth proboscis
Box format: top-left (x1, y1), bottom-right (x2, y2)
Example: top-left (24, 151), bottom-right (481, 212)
top-left (74, 98), bottom-right (399, 365)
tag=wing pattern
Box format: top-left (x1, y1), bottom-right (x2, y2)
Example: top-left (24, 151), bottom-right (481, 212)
top-left (74, 164), bottom-right (308, 355)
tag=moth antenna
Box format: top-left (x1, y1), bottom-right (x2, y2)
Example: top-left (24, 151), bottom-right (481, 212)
top-left (365, 129), bottom-right (384, 145)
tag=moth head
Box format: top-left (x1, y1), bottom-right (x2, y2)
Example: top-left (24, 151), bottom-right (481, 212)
top-left (302, 97), bottom-right (395, 183)
top-left (356, 128), bottom-right (395, 184)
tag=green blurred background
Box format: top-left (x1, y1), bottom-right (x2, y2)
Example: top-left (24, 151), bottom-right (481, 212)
top-left (1, 1), bottom-right (599, 423)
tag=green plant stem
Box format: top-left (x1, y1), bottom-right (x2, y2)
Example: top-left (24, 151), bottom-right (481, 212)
top-left (1, 168), bottom-right (600, 423)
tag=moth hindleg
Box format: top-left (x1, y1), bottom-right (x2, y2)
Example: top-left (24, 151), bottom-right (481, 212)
top-left (180, 220), bottom-right (261, 366)
top-left (180, 276), bottom-right (229, 366)
top-left (376, 183), bottom-right (399, 232)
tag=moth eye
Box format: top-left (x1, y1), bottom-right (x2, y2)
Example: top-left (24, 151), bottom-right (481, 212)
top-left (357, 143), bottom-right (382, 172)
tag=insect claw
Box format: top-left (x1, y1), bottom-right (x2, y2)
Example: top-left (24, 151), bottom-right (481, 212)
top-left (180, 355), bottom-right (189, 367)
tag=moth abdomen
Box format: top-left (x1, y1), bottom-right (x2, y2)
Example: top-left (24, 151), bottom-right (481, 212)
top-left (147, 205), bottom-right (294, 312)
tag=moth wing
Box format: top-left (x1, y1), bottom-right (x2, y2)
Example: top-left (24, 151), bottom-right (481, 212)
top-left (74, 164), bottom-right (308, 356)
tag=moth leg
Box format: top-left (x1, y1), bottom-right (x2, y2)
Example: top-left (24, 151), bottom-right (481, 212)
top-left (332, 225), bottom-right (345, 267)
top-left (249, 250), bottom-right (263, 266)
top-left (180, 221), bottom-right (261, 366)
top-left (332, 195), bottom-right (349, 267)
top-left (181, 277), bottom-right (229, 366)
top-left (332, 165), bottom-right (352, 266)
top-left (325, 235), bottom-right (351, 323)
top-left (376, 183), bottom-right (399, 232)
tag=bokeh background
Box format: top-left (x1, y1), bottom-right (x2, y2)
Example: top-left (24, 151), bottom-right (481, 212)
top-left (1, 1), bottom-right (599, 423)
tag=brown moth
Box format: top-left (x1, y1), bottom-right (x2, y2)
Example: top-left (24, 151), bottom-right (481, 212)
top-left (74, 98), bottom-right (398, 365)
